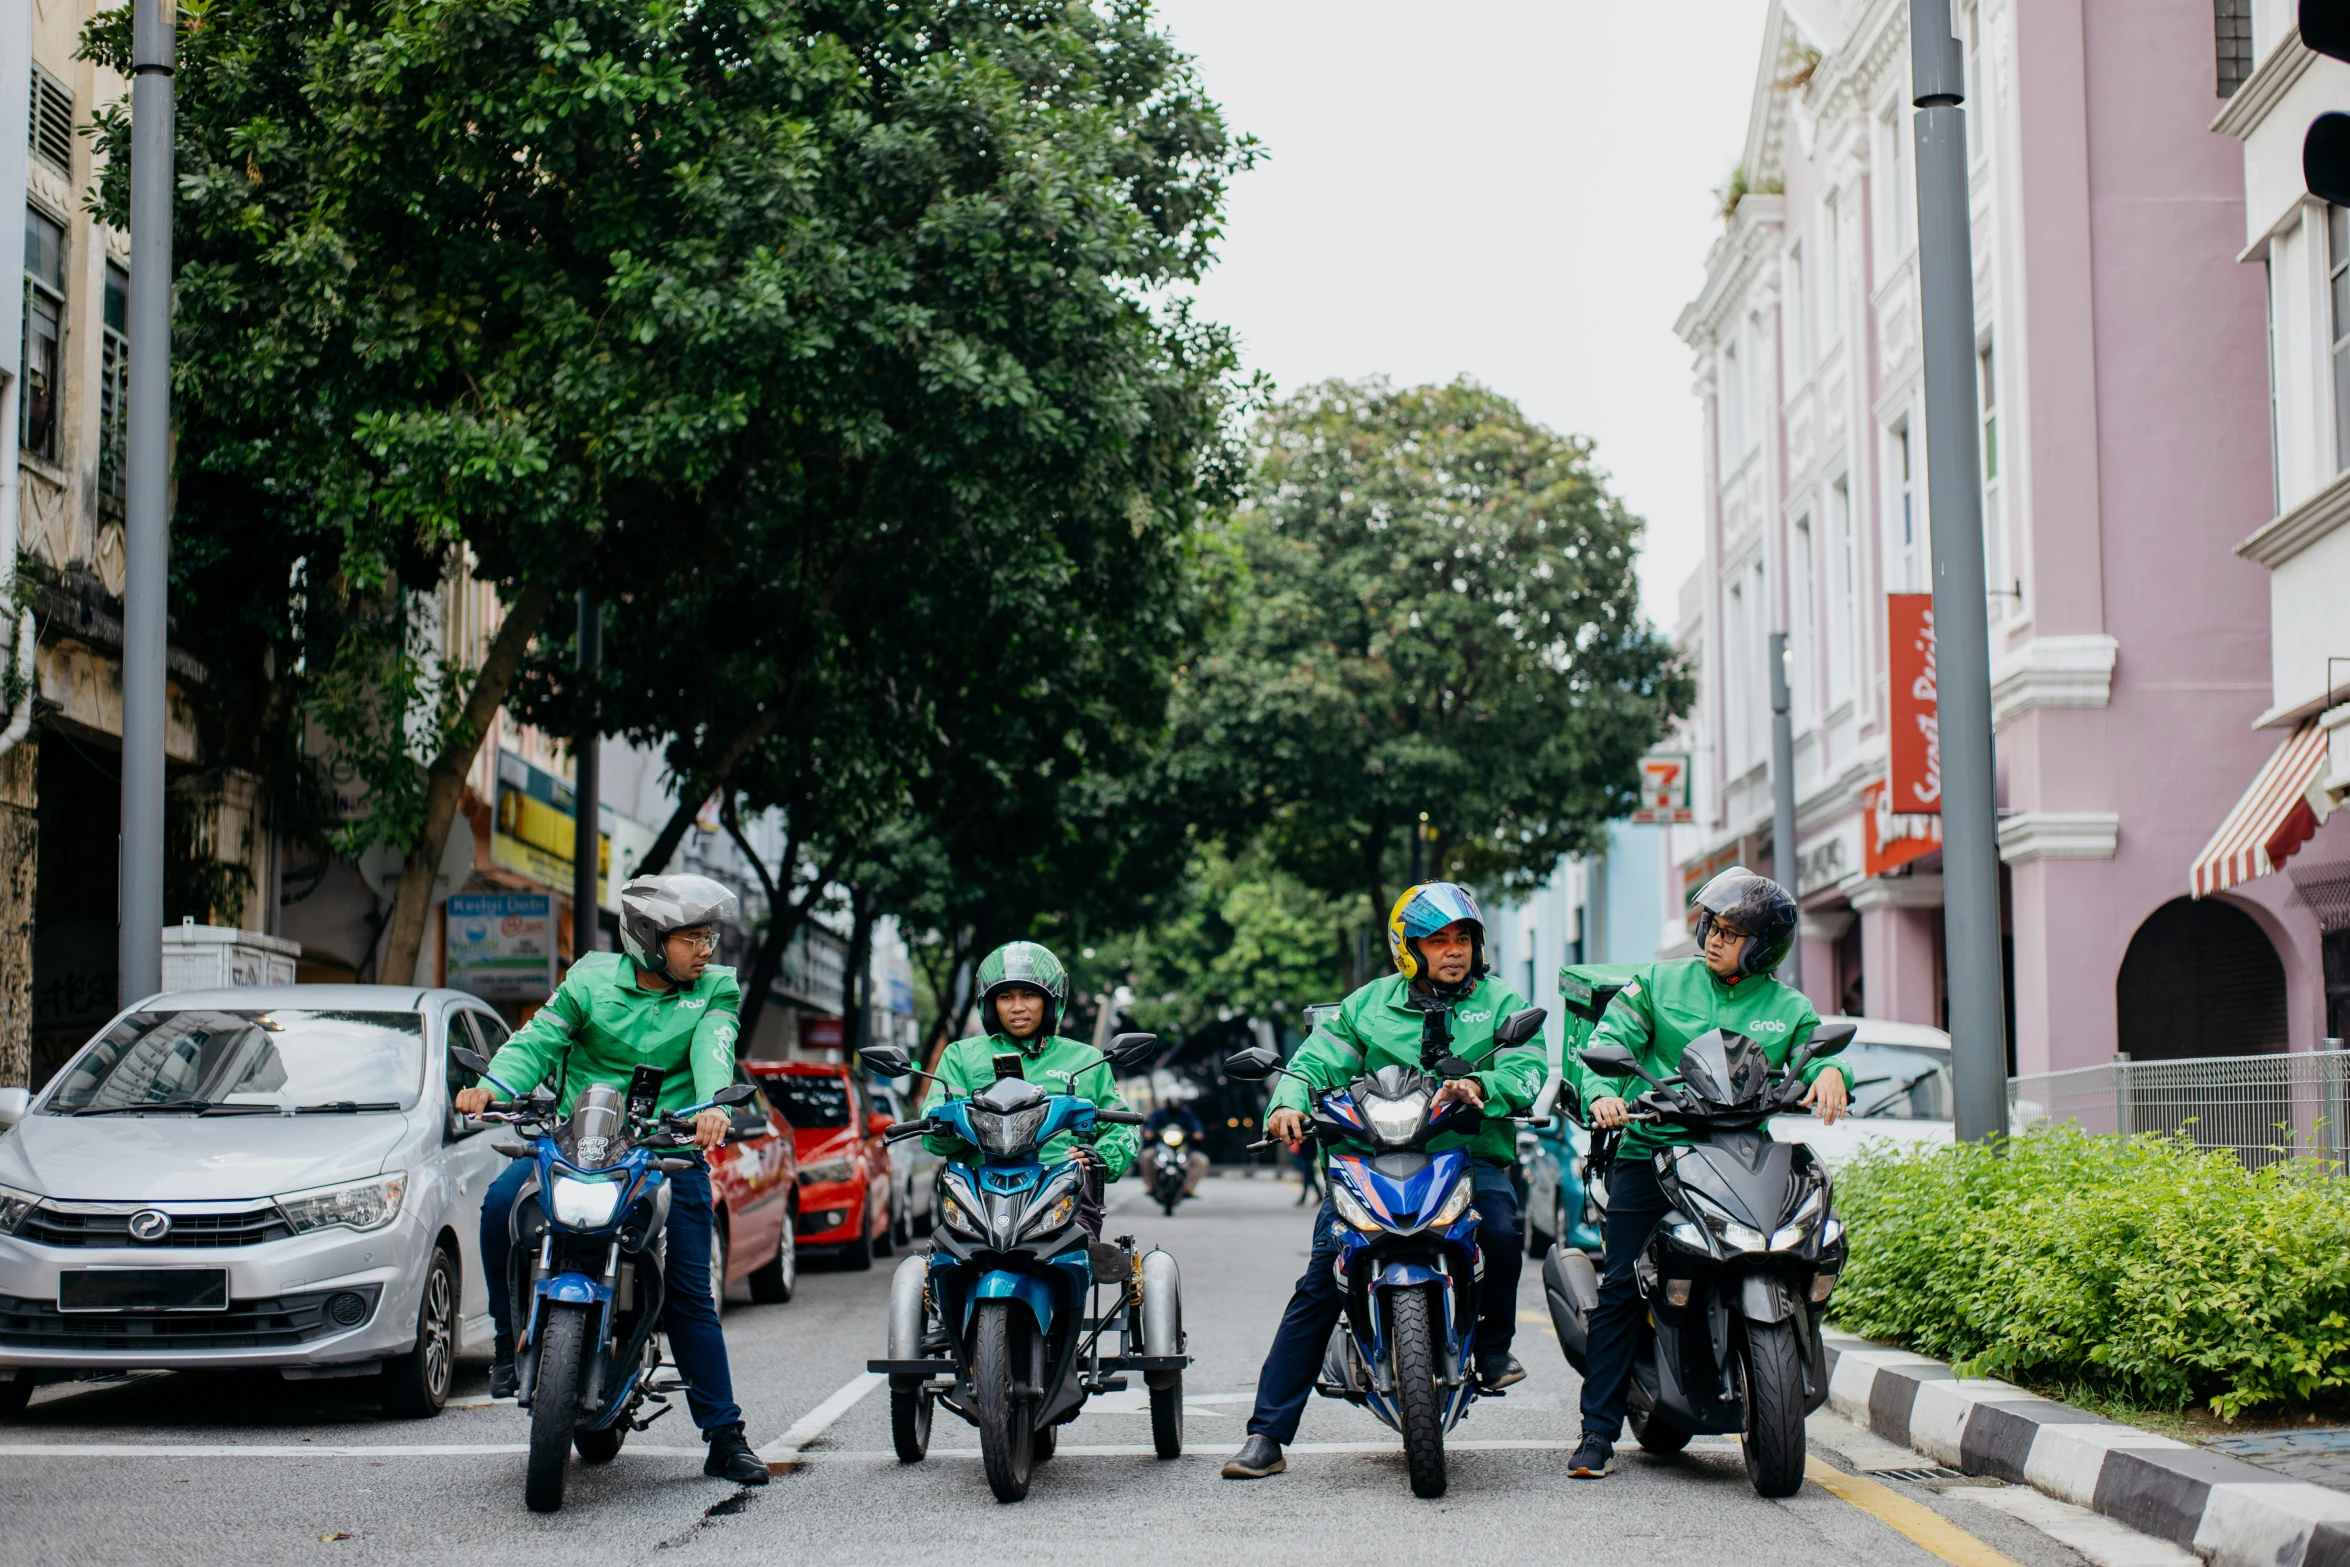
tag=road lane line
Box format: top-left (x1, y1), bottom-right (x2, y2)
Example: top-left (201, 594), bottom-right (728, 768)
top-left (756, 1370), bottom-right (885, 1470)
top-left (1804, 1456), bottom-right (2025, 1567)
top-left (0, 1442), bottom-right (708, 1459)
top-left (778, 1438), bottom-right (1740, 1461)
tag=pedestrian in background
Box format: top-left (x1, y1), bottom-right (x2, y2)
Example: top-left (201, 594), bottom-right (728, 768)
top-left (1291, 1144), bottom-right (1321, 1205)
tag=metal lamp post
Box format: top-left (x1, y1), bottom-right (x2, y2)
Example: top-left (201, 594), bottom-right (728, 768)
top-left (572, 592), bottom-right (600, 959)
top-left (1768, 631), bottom-right (1802, 990)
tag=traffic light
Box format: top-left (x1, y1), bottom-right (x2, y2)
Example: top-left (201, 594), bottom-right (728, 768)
top-left (2304, 4), bottom-right (2350, 204)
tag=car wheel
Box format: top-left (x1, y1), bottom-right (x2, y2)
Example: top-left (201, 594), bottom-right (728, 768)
top-left (0, 1369), bottom-right (33, 1418)
top-left (708, 1216), bottom-right (730, 1315)
top-left (874, 1195), bottom-right (896, 1259)
top-left (379, 1246), bottom-right (457, 1418)
top-left (748, 1207), bottom-right (796, 1304)
top-left (839, 1204), bottom-right (874, 1272)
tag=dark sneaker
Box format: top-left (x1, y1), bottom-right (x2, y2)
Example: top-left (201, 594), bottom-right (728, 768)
top-left (489, 1335), bottom-right (517, 1400)
top-left (1221, 1434), bottom-right (1286, 1479)
top-left (703, 1422), bottom-right (771, 1485)
top-left (1568, 1435), bottom-right (1614, 1478)
top-left (1476, 1352), bottom-right (1527, 1392)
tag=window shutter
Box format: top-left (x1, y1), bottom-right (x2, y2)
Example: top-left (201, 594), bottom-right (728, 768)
top-left (28, 68), bottom-right (71, 175)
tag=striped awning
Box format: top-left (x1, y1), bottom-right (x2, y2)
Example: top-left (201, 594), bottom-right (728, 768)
top-left (2189, 720), bottom-right (2331, 897)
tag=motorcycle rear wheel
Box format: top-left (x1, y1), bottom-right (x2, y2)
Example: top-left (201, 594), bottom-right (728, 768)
top-left (1149, 1372), bottom-right (1183, 1458)
top-left (890, 1381), bottom-right (933, 1463)
top-left (525, 1304), bottom-right (589, 1513)
top-left (1387, 1284), bottom-right (1448, 1499)
top-left (1741, 1318), bottom-right (1808, 1498)
top-left (1628, 1405), bottom-right (1692, 1455)
top-left (970, 1299), bottom-right (1035, 1502)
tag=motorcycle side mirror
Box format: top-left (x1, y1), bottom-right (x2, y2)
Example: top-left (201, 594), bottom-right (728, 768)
top-left (1492, 1006), bottom-right (1548, 1050)
top-left (1223, 1045), bottom-right (1283, 1082)
top-left (1579, 1043), bottom-right (1670, 1089)
top-left (861, 1045), bottom-right (913, 1080)
top-left (1435, 1055), bottom-right (1479, 1080)
top-left (450, 1045), bottom-right (492, 1076)
top-left (1105, 1031), bottom-right (1160, 1070)
top-left (1803, 1022), bottom-right (1857, 1059)
top-left (712, 1083), bottom-right (757, 1108)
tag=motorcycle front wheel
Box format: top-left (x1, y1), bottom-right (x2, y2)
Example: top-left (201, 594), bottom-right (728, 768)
top-left (1387, 1284), bottom-right (1448, 1499)
top-left (970, 1299), bottom-right (1035, 1502)
top-left (1741, 1318), bottom-right (1808, 1498)
top-left (525, 1303), bottom-right (589, 1512)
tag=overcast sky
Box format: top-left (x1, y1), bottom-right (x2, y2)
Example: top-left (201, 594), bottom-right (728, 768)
top-left (1152, 0), bottom-right (1772, 631)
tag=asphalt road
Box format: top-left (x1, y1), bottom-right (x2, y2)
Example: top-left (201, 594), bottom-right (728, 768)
top-left (0, 1172), bottom-right (2189, 1567)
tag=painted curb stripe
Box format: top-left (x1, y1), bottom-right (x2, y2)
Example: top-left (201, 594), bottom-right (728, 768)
top-left (1802, 1456), bottom-right (2025, 1567)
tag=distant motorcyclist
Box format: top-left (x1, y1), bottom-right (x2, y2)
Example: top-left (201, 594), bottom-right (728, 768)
top-left (452, 873), bottom-right (770, 1487)
top-left (1561, 867), bottom-right (1853, 1480)
top-left (921, 942), bottom-right (1139, 1234)
top-left (1144, 1098), bottom-right (1210, 1197)
top-left (1222, 882), bottom-right (1543, 1481)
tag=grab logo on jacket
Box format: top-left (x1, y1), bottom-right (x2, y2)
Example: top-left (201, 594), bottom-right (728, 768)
top-left (1458, 1011), bottom-right (1492, 1023)
top-left (1746, 1018), bottom-right (1789, 1033)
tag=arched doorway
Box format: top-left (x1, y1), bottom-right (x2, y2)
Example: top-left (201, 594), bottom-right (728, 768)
top-left (2115, 897), bottom-right (2287, 1060)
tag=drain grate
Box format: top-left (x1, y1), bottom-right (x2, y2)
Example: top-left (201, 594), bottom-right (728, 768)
top-left (1872, 1465), bottom-right (1976, 1484)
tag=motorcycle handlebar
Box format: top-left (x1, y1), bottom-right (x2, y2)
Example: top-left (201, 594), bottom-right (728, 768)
top-left (882, 1119), bottom-right (936, 1143)
top-left (1093, 1109), bottom-right (1145, 1124)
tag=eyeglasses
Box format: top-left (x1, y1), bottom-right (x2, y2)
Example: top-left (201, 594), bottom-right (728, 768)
top-left (670, 931), bottom-right (721, 954)
top-left (1706, 922), bottom-right (1750, 943)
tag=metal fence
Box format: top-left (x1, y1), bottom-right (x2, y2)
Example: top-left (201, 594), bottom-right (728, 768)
top-left (2008, 1052), bottom-right (2350, 1167)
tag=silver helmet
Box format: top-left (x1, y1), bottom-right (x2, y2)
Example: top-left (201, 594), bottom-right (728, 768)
top-left (618, 873), bottom-right (739, 981)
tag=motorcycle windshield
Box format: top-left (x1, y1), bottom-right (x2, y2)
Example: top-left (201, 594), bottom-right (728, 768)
top-left (967, 1104), bottom-right (1050, 1156)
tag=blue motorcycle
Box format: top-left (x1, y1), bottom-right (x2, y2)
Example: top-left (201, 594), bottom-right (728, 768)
top-left (451, 1045), bottom-right (756, 1513)
top-left (1225, 1005), bottom-right (1546, 1499)
top-left (860, 1035), bottom-right (1185, 1503)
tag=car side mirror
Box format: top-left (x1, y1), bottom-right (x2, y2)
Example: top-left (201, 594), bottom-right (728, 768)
top-left (450, 1045), bottom-right (492, 1076)
top-left (1492, 1006), bottom-right (1548, 1050)
top-left (866, 1111), bottom-right (892, 1136)
top-left (1223, 1045), bottom-right (1283, 1082)
top-left (713, 1083), bottom-right (757, 1108)
top-left (1105, 1032), bottom-right (1160, 1069)
top-left (861, 1045), bottom-right (912, 1080)
top-left (0, 1086), bottom-right (28, 1129)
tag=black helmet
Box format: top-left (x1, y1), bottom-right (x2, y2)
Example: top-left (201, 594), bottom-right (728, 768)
top-left (1692, 867), bottom-right (1798, 977)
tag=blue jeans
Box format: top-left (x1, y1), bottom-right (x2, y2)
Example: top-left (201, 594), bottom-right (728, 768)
top-left (1578, 1155), bottom-right (1672, 1442)
top-left (1244, 1161), bottom-right (1523, 1445)
top-left (481, 1154), bottom-right (742, 1434)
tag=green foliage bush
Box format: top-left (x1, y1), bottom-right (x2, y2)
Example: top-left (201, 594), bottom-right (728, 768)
top-left (1831, 1128), bottom-right (2350, 1417)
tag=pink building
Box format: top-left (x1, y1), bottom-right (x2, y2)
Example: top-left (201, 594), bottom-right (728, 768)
top-left (1669, 0), bottom-right (2339, 1069)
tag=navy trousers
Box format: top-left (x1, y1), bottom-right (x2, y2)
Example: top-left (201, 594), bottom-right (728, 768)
top-left (1577, 1155), bottom-right (1673, 1442)
top-left (1244, 1161), bottom-right (1522, 1445)
top-left (481, 1154), bottom-right (742, 1433)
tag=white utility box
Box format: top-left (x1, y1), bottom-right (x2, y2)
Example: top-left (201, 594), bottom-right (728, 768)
top-left (161, 921), bottom-right (301, 991)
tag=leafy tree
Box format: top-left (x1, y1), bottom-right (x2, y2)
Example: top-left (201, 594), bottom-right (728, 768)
top-left (1094, 843), bottom-right (1349, 1040)
top-left (1174, 378), bottom-right (1690, 930)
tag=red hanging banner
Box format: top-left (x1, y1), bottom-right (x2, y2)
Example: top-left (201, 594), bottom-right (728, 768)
top-left (1886, 593), bottom-right (1941, 814)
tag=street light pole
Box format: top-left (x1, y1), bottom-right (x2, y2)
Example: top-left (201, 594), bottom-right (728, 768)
top-left (1909, 0), bottom-right (2008, 1144)
top-left (119, 0), bottom-right (174, 1005)
top-left (571, 591), bottom-right (600, 960)
top-left (1768, 631), bottom-right (1802, 990)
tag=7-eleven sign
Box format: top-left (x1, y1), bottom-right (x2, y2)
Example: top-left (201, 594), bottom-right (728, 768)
top-left (1632, 754), bottom-right (1694, 824)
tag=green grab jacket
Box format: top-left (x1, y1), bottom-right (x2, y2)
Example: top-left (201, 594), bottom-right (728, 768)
top-left (921, 1031), bottom-right (1140, 1178)
top-left (483, 951), bottom-right (742, 1118)
top-left (1566, 958), bottom-right (1853, 1160)
top-left (1269, 973), bottom-right (1544, 1165)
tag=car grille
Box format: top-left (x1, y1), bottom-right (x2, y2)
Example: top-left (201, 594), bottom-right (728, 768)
top-left (16, 1204), bottom-right (293, 1249)
top-left (0, 1285), bottom-right (382, 1352)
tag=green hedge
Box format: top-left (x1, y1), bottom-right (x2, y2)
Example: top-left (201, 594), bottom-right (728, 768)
top-left (1829, 1128), bottom-right (2350, 1417)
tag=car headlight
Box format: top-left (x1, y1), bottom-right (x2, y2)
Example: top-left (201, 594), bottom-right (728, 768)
top-left (1428, 1177), bottom-right (1474, 1228)
top-left (1329, 1181), bottom-right (1380, 1231)
top-left (799, 1156), bottom-right (856, 1185)
top-left (277, 1174), bottom-right (407, 1234)
top-left (0, 1183), bottom-right (38, 1236)
top-left (940, 1189), bottom-right (984, 1240)
top-left (1769, 1187), bottom-right (1827, 1251)
top-left (548, 1175), bottom-right (624, 1230)
top-left (1682, 1189), bottom-right (1765, 1253)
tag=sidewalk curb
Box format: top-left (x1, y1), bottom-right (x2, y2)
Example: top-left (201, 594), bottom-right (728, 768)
top-left (1824, 1330), bottom-right (2350, 1566)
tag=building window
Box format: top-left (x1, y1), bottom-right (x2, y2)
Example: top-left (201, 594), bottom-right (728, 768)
top-left (1726, 572), bottom-right (1750, 772)
top-left (1793, 513), bottom-right (1816, 726)
top-left (1822, 190), bottom-right (1843, 348)
top-left (2215, 0), bottom-right (2254, 99)
top-left (2331, 205), bottom-right (2350, 474)
top-left (28, 68), bottom-right (70, 177)
top-left (1786, 244), bottom-right (1807, 373)
top-left (1979, 340), bottom-right (2005, 607)
top-left (21, 207), bottom-right (64, 466)
top-left (1829, 476), bottom-right (1856, 707)
top-left (1721, 340), bottom-right (1743, 461)
top-left (100, 261), bottom-right (128, 523)
top-left (2265, 256), bottom-right (2281, 513)
top-left (1890, 418), bottom-right (1918, 590)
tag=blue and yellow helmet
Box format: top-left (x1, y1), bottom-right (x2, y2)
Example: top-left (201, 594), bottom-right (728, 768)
top-left (1385, 881), bottom-right (1488, 991)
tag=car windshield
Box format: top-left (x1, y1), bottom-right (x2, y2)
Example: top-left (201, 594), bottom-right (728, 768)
top-left (1838, 1043), bottom-right (1954, 1121)
top-left (766, 1076), bottom-right (850, 1129)
top-left (44, 1010), bottom-right (426, 1113)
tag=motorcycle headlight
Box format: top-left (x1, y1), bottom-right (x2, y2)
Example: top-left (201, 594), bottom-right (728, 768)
top-left (799, 1156), bottom-right (856, 1185)
top-left (1329, 1181), bottom-right (1380, 1231)
top-left (1665, 1218), bottom-right (1711, 1254)
top-left (549, 1174), bottom-right (624, 1230)
top-left (967, 1105), bottom-right (1050, 1157)
top-left (1022, 1191), bottom-right (1079, 1239)
top-left (1683, 1189), bottom-right (1765, 1254)
top-left (1361, 1090), bottom-right (1431, 1146)
top-left (940, 1188), bottom-right (985, 1240)
top-left (1769, 1187), bottom-right (1828, 1251)
top-left (0, 1183), bottom-right (39, 1236)
top-left (1163, 1129), bottom-right (1185, 1146)
top-left (277, 1173), bottom-right (407, 1234)
top-left (1428, 1177), bottom-right (1474, 1228)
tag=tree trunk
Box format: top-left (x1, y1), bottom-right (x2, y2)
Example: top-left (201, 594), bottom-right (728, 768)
top-left (1361, 817), bottom-right (1392, 938)
top-left (378, 579), bottom-right (560, 985)
top-left (845, 885), bottom-right (874, 1060)
top-left (636, 708), bottom-right (786, 877)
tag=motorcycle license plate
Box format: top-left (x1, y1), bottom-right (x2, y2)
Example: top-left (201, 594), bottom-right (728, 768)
top-left (58, 1267), bottom-right (231, 1313)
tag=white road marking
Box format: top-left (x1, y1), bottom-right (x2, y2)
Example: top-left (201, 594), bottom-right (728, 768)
top-left (0, 1442), bottom-right (708, 1459)
top-left (442, 1393), bottom-right (513, 1410)
top-left (755, 1370), bottom-right (885, 1463)
top-left (786, 1438), bottom-right (1739, 1460)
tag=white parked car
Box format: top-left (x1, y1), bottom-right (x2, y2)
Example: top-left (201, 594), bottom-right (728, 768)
top-left (1768, 1016), bottom-right (1958, 1167)
top-left (0, 985), bottom-right (519, 1417)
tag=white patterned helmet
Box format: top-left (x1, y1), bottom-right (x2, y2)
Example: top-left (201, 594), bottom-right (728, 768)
top-left (618, 874), bottom-right (738, 981)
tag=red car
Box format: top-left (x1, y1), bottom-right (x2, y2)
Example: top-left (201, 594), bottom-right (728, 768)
top-left (747, 1060), bottom-right (894, 1270)
top-left (707, 1062), bottom-right (800, 1309)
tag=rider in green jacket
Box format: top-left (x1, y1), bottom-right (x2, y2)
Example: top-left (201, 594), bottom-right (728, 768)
top-left (922, 941), bottom-right (1137, 1235)
top-left (1563, 867), bottom-right (1852, 1480)
top-left (1223, 882), bottom-right (1543, 1481)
